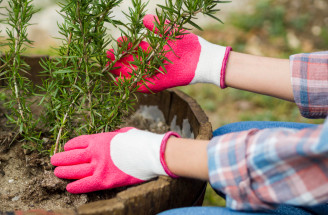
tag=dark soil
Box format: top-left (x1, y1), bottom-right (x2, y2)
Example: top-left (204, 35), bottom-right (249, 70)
top-left (0, 104), bottom-right (169, 211)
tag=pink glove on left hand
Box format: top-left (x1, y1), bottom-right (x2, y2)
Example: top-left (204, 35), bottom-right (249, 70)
top-left (51, 127), bottom-right (180, 194)
top-left (107, 14), bottom-right (232, 93)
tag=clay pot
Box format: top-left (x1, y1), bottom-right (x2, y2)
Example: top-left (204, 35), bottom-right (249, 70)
top-left (0, 56), bottom-right (212, 215)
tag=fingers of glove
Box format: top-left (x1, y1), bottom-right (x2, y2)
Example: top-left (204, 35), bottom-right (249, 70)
top-left (108, 39), bottom-right (151, 79)
top-left (112, 41), bottom-right (151, 77)
top-left (143, 14), bottom-right (167, 35)
top-left (108, 38), bottom-right (148, 60)
top-left (107, 49), bottom-right (115, 61)
top-left (66, 176), bottom-right (102, 194)
top-left (108, 40), bottom-right (150, 70)
top-left (118, 37), bottom-right (151, 54)
top-left (143, 14), bottom-right (190, 38)
top-left (137, 75), bottom-right (163, 93)
top-left (118, 42), bottom-right (150, 65)
top-left (107, 43), bottom-right (134, 66)
top-left (138, 41), bottom-right (151, 53)
top-left (117, 36), bottom-right (133, 50)
top-left (64, 135), bottom-right (90, 151)
top-left (137, 83), bottom-right (160, 93)
top-left (51, 149), bottom-right (91, 166)
top-left (119, 54), bottom-right (135, 66)
top-left (110, 62), bottom-right (134, 77)
top-left (54, 163), bottom-right (94, 179)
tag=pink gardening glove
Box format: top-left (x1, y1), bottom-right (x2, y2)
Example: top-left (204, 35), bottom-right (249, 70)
top-left (50, 127), bottom-right (180, 194)
top-left (107, 14), bottom-right (232, 93)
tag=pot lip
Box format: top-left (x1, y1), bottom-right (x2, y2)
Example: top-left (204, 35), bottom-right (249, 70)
top-left (1, 55), bottom-right (213, 214)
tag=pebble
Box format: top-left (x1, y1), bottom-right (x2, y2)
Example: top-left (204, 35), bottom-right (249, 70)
top-left (42, 137), bottom-right (50, 144)
top-left (11, 195), bottom-right (20, 201)
top-left (23, 148), bottom-right (33, 155)
top-left (8, 179), bottom-right (14, 183)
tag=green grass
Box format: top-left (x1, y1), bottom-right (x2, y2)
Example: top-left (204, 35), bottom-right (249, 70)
top-left (203, 183), bottom-right (226, 207)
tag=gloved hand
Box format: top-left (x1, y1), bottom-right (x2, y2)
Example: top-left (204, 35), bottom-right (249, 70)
top-left (107, 14), bottom-right (232, 93)
top-left (51, 127), bottom-right (180, 194)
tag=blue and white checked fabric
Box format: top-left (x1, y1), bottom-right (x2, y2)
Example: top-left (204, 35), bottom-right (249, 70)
top-left (290, 51), bottom-right (328, 118)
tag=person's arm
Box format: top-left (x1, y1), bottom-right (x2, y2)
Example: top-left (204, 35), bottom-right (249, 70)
top-left (225, 52), bottom-right (294, 102)
top-left (225, 51), bottom-right (328, 118)
top-left (165, 137), bottom-right (209, 181)
top-left (165, 51), bottom-right (328, 211)
top-left (165, 124), bottom-right (328, 211)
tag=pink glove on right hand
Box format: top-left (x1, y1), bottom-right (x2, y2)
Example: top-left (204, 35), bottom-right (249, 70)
top-left (51, 127), bottom-right (180, 194)
top-left (107, 14), bottom-right (232, 93)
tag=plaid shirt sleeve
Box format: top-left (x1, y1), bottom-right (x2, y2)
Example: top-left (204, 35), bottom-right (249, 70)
top-left (208, 51), bottom-right (328, 211)
top-left (290, 51), bottom-right (328, 118)
top-left (208, 122), bottom-right (328, 211)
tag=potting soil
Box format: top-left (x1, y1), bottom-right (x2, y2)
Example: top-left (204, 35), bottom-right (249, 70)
top-left (0, 105), bottom-right (170, 211)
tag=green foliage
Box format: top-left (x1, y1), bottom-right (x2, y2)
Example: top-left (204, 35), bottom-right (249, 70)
top-left (0, 0), bottom-right (42, 149)
top-left (1, 0), bottom-right (228, 155)
top-left (39, 0), bottom-right (126, 154)
top-left (320, 28), bottom-right (328, 47)
top-left (226, 0), bottom-right (316, 56)
top-left (230, 0), bottom-right (287, 36)
top-left (203, 184), bottom-right (225, 207)
top-left (0, 0), bottom-right (4, 51)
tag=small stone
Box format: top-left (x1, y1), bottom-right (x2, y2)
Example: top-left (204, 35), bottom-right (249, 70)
top-left (8, 179), bottom-right (14, 183)
top-left (11, 195), bottom-right (20, 201)
top-left (42, 137), bottom-right (50, 144)
top-left (23, 148), bottom-right (33, 155)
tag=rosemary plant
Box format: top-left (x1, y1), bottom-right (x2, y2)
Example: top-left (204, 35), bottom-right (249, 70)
top-left (1, 0), bottom-right (228, 155)
top-left (39, 0), bottom-right (126, 154)
top-left (0, 0), bottom-right (41, 149)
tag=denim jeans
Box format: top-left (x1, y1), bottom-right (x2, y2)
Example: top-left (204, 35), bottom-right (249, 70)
top-left (159, 121), bottom-right (327, 215)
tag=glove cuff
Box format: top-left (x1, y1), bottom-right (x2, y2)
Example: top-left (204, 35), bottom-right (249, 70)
top-left (191, 36), bottom-right (232, 88)
top-left (160, 131), bottom-right (181, 178)
top-left (220, 46), bottom-right (232, 89)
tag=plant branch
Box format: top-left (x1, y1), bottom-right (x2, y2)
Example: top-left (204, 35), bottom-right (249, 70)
top-left (12, 9), bottom-right (25, 122)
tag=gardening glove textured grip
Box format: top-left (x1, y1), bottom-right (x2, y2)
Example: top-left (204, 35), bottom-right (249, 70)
top-left (107, 14), bottom-right (232, 93)
top-left (51, 127), bottom-right (180, 194)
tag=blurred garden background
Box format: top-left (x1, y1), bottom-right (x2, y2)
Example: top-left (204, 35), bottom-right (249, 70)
top-left (1, 0), bottom-right (327, 208)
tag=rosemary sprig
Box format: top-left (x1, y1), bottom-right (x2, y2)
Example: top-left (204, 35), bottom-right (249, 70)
top-left (0, 0), bottom-right (40, 149)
